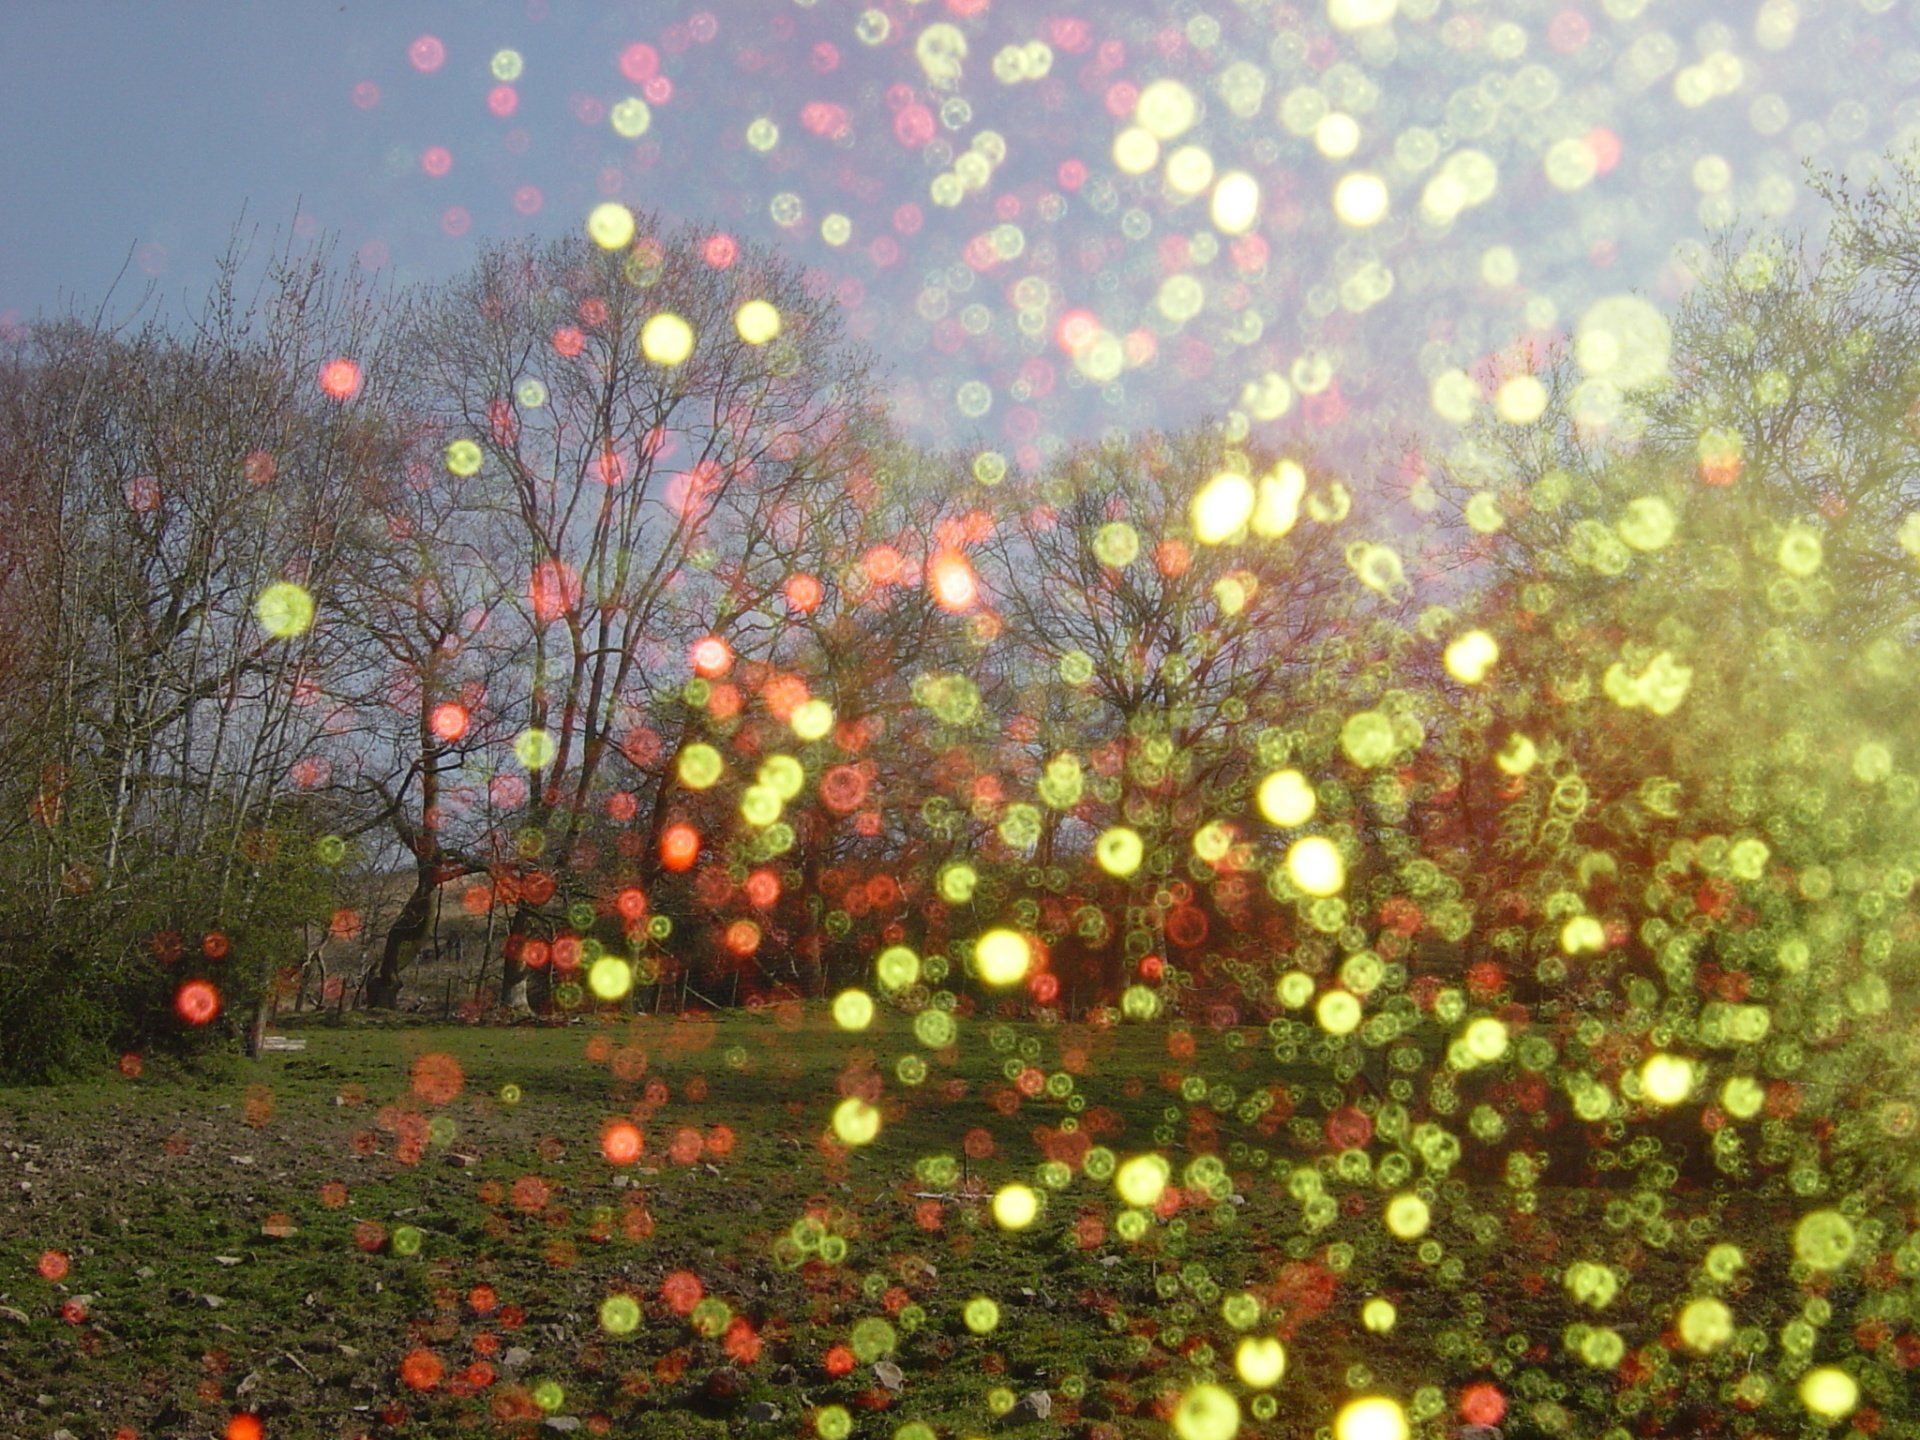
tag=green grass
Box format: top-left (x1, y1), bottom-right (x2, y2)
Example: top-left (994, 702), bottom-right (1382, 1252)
top-left (0, 1012), bottom-right (1880, 1440)
top-left (0, 1014), bottom-right (1210, 1438)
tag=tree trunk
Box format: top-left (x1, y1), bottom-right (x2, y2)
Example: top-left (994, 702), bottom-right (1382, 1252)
top-left (797, 811), bottom-right (828, 997)
top-left (368, 874), bottom-right (434, 1009)
top-left (795, 931), bottom-right (826, 1001)
top-left (499, 903), bottom-right (537, 1015)
top-left (244, 992), bottom-right (273, 1058)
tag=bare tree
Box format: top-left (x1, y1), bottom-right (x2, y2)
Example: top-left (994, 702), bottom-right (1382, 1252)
top-left (331, 430), bottom-right (522, 1009)
top-left (0, 228), bottom-right (407, 1062)
top-left (981, 429), bottom-right (1371, 1002)
top-left (665, 440), bottom-right (987, 999)
top-left (403, 220), bottom-right (879, 1010)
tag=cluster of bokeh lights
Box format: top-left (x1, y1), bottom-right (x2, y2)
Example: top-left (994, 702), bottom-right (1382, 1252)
top-left (36, 0), bottom-right (1920, 1436)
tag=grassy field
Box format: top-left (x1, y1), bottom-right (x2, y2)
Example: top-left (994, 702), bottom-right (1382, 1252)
top-left (0, 1011), bottom-right (1867, 1440)
top-left (0, 1012), bottom-right (1264, 1440)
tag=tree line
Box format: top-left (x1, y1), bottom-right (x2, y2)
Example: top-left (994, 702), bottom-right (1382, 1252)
top-left (3, 158), bottom-right (1919, 1100)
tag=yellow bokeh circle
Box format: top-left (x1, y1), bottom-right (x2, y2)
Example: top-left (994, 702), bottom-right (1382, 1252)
top-left (974, 929), bottom-right (1031, 987)
top-left (641, 312), bottom-right (695, 366)
top-left (992, 1183), bottom-right (1039, 1230)
top-left (1334, 1397), bottom-right (1408, 1440)
top-left (736, 299), bottom-right (782, 345)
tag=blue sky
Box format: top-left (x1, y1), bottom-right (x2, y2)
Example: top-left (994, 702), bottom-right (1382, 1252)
top-left (5, 1), bottom-right (1919, 460)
